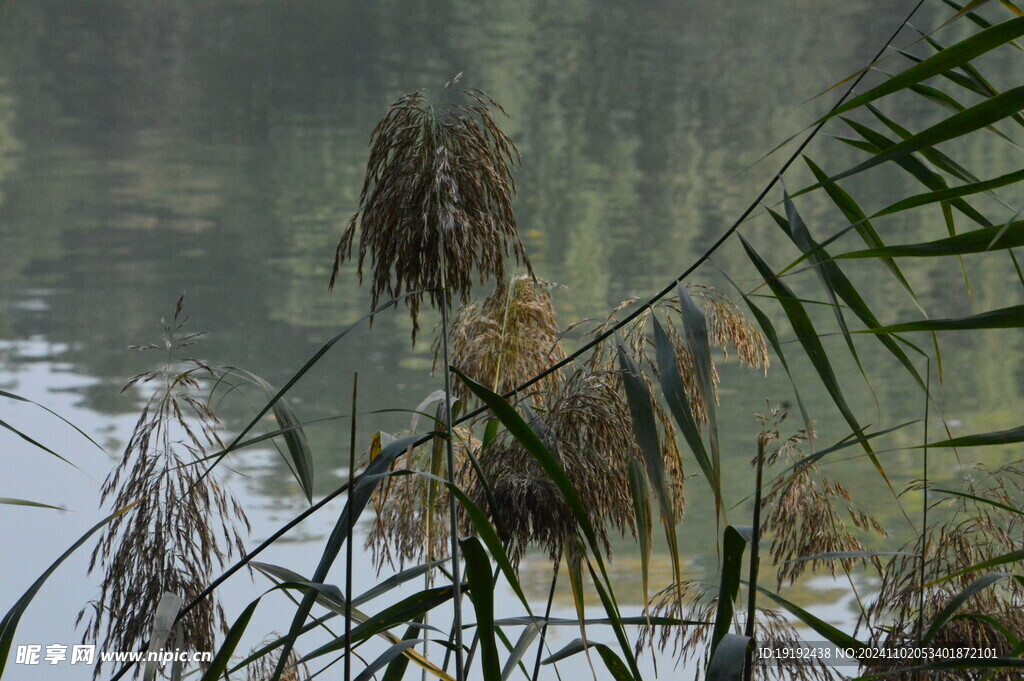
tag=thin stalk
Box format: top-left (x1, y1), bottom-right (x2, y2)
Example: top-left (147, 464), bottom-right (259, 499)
top-left (532, 555), bottom-right (562, 681)
top-left (345, 373), bottom-right (358, 681)
top-left (917, 357), bottom-right (931, 649)
top-left (844, 570), bottom-right (869, 638)
top-left (440, 264), bottom-right (466, 681)
top-left (743, 437), bottom-right (766, 681)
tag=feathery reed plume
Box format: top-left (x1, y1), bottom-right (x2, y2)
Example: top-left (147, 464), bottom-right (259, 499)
top-left (330, 76), bottom-right (532, 339)
top-left (365, 427), bottom-right (479, 570)
top-left (638, 580), bottom-right (834, 681)
top-left (461, 369), bottom-right (647, 565)
top-left (757, 405), bottom-right (885, 589)
top-left (243, 635), bottom-right (309, 681)
top-left (585, 284), bottom-right (768, 426)
top-left (78, 297), bottom-right (249, 678)
top-left (863, 462), bottom-right (1024, 680)
top-left (438, 275), bottom-right (565, 403)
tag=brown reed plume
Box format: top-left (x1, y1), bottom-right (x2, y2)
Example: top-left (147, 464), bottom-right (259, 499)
top-left (365, 426), bottom-right (478, 571)
top-left (638, 580), bottom-right (833, 681)
top-left (862, 462), bottom-right (1024, 680)
top-left (757, 406), bottom-right (886, 589)
top-left (438, 275), bottom-right (565, 403)
top-left (330, 75), bottom-right (532, 339)
top-left (78, 297), bottom-right (249, 678)
top-left (461, 368), bottom-right (652, 566)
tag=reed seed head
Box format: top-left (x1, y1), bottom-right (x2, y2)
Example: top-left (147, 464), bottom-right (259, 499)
top-left (440, 275), bottom-right (565, 404)
top-left (365, 427), bottom-right (478, 571)
top-left (330, 77), bottom-right (532, 339)
top-left (756, 407), bottom-right (885, 589)
top-left (864, 462), bottom-right (1024, 680)
top-left (638, 580), bottom-right (833, 681)
top-left (461, 369), bottom-right (646, 565)
top-left (243, 635), bottom-right (309, 681)
top-left (79, 297), bottom-right (249, 679)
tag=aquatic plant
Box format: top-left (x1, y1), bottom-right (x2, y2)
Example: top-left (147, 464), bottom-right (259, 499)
top-left (441, 275), bottom-right (565, 403)
top-left (330, 75), bottom-right (532, 340)
top-left (77, 298), bottom-right (249, 678)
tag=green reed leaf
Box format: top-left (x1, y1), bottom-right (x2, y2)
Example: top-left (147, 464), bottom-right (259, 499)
top-left (653, 315), bottom-right (722, 521)
top-left (858, 305), bottom-right (1024, 333)
top-left (0, 499), bottom-right (141, 675)
top-left (756, 585), bottom-right (867, 651)
top-left (360, 639), bottom-right (425, 681)
top-left (460, 537), bottom-right (499, 681)
top-left (821, 16), bottom-right (1024, 122)
top-left (838, 221), bottom-right (1024, 259)
top-left (677, 282), bottom-right (721, 496)
top-left (543, 639), bottom-right (636, 681)
top-left (829, 86), bottom-right (1024, 183)
top-left (710, 526), bottom-right (749, 660)
top-left (199, 599), bottom-right (259, 681)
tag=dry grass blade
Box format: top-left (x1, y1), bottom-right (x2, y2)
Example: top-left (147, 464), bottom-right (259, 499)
top-left (330, 83), bottom-right (532, 339)
top-left (78, 298), bottom-right (250, 679)
top-left (439, 275), bottom-right (565, 403)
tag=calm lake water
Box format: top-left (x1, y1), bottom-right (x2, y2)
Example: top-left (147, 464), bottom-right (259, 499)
top-left (2, 2), bottom-right (1022, 679)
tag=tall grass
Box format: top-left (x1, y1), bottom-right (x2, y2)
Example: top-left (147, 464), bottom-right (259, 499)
top-left (4, 3), bottom-right (1024, 681)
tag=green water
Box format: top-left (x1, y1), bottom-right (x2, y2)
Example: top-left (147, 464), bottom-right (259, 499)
top-left (1, 2), bottom-right (1022, 678)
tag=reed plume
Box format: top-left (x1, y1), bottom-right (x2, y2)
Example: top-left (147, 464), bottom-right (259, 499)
top-left (757, 406), bottom-right (886, 588)
top-left (439, 275), bottom-right (565, 403)
top-left (863, 462), bottom-right (1024, 680)
top-left (79, 297), bottom-right (249, 678)
top-left (365, 427), bottom-right (478, 570)
top-left (330, 76), bottom-right (532, 339)
top-left (638, 580), bottom-right (833, 681)
top-left (461, 368), bottom-right (647, 565)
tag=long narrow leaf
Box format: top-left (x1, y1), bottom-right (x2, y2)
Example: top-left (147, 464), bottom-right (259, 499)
top-left (199, 599), bottom-right (259, 681)
top-left (653, 316), bottom-right (722, 521)
top-left (677, 283), bottom-right (721, 478)
top-left (755, 585), bottom-right (867, 651)
top-left (820, 16), bottom-right (1024, 122)
top-left (0, 499), bottom-right (141, 673)
top-left (857, 305), bottom-right (1024, 333)
top-left (710, 526), bottom-right (749, 660)
top-left (829, 87), bottom-right (1024, 183)
top-left (838, 221), bottom-right (1024, 259)
top-left (460, 537), bottom-right (500, 681)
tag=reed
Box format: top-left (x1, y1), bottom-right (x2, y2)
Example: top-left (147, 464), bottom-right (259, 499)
top-left (77, 297), bottom-right (249, 678)
top-left (6, 6), bottom-right (1024, 681)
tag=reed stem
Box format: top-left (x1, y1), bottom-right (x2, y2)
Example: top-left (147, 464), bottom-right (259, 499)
top-left (743, 437), bottom-right (765, 681)
top-left (345, 372), bottom-right (358, 681)
top-left (532, 554), bottom-right (562, 681)
top-left (440, 265), bottom-right (466, 681)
